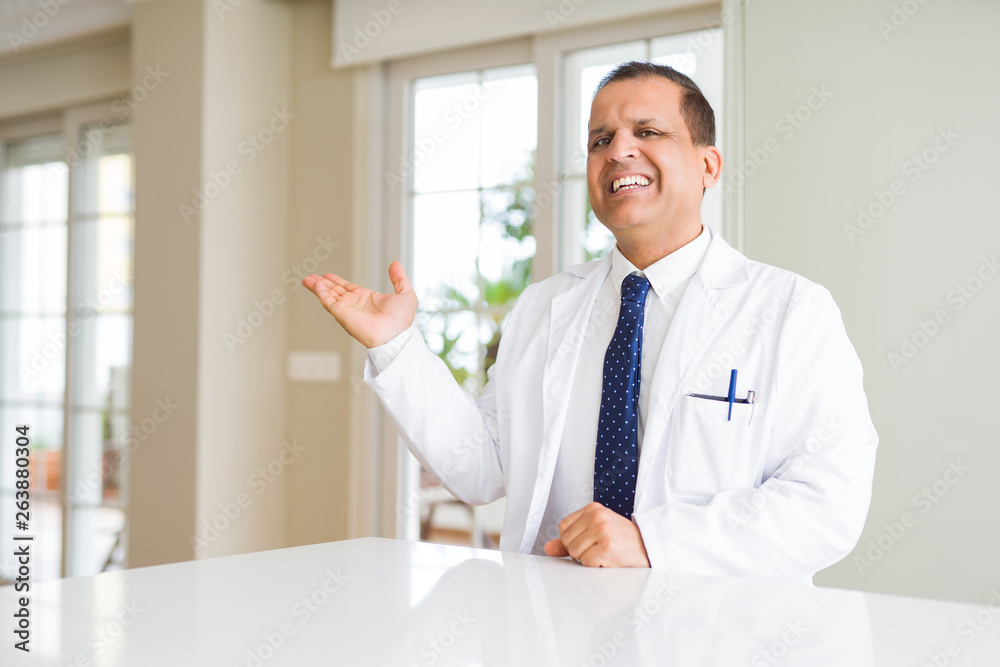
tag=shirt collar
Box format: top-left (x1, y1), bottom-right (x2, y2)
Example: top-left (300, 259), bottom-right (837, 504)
top-left (610, 224), bottom-right (711, 299)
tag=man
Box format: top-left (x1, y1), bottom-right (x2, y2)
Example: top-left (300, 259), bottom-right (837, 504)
top-left (303, 62), bottom-right (878, 578)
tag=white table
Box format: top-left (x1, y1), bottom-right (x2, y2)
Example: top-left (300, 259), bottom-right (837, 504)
top-left (2, 536), bottom-right (998, 666)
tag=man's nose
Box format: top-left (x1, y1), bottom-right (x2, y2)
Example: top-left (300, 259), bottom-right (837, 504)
top-left (607, 130), bottom-right (638, 161)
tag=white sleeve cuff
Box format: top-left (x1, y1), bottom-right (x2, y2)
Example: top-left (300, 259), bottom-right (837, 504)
top-left (366, 323), bottom-right (415, 375)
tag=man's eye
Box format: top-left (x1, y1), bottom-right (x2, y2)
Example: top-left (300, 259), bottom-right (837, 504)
top-left (638, 129), bottom-right (659, 137)
top-left (591, 137), bottom-right (609, 149)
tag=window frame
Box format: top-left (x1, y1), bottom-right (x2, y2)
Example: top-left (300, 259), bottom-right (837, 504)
top-left (62, 101), bottom-right (134, 578)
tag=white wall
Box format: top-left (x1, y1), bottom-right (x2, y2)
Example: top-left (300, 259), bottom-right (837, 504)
top-left (128, 0), bottom-right (205, 568)
top-left (743, 0), bottom-right (1000, 604)
top-left (130, 0), bottom-right (295, 565)
top-left (283, 0), bottom-right (357, 548)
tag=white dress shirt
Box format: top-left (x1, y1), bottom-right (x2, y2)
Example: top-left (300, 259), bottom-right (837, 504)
top-left (531, 225), bottom-right (711, 552)
top-left (370, 225), bottom-right (711, 554)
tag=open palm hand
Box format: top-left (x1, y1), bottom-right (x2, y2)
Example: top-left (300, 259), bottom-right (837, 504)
top-left (302, 261), bottom-right (418, 348)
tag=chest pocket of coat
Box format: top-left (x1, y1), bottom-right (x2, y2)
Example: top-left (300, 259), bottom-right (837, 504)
top-left (665, 394), bottom-right (761, 501)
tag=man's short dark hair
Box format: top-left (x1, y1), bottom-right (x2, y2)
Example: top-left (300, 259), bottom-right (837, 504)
top-left (594, 61), bottom-right (716, 147)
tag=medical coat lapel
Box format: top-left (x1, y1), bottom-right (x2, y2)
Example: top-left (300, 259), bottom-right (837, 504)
top-left (519, 256), bottom-right (612, 553)
top-left (634, 232), bottom-right (749, 506)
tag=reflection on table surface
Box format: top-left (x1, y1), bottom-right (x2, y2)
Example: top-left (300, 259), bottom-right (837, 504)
top-left (1, 536), bottom-right (998, 666)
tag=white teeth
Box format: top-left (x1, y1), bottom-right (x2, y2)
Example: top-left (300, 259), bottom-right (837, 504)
top-left (612, 175), bottom-right (650, 192)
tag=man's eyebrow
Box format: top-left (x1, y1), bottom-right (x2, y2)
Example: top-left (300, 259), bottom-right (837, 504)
top-left (587, 117), bottom-right (665, 138)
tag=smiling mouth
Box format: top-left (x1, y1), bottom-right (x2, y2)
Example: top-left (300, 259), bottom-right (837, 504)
top-left (611, 175), bottom-right (650, 193)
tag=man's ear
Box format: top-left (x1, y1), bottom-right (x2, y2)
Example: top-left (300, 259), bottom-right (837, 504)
top-left (701, 145), bottom-right (723, 190)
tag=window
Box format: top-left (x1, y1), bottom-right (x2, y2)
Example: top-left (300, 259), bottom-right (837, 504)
top-left (0, 113), bottom-right (134, 581)
top-left (411, 65), bottom-right (537, 395)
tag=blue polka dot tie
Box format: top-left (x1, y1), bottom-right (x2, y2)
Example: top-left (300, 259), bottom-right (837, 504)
top-left (594, 273), bottom-right (651, 521)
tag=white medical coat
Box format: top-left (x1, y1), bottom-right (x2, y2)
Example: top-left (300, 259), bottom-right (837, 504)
top-left (365, 227), bottom-right (878, 579)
